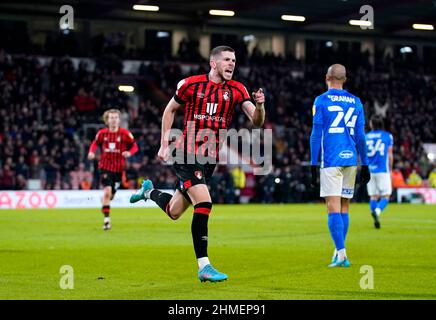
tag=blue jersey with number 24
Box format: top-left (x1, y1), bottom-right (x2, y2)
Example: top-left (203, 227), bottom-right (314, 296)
top-left (312, 88), bottom-right (365, 168)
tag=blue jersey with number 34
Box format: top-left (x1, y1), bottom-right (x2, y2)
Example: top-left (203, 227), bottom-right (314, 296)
top-left (312, 88), bottom-right (365, 168)
top-left (366, 130), bottom-right (393, 173)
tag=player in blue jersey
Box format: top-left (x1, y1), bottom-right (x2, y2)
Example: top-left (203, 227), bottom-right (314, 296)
top-left (366, 115), bottom-right (393, 229)
top-left (310, 64), bottom-right (370, 267)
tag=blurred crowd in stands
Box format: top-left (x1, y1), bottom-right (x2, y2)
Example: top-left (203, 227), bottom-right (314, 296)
top-left (1, 41), bottom-right (436, 203)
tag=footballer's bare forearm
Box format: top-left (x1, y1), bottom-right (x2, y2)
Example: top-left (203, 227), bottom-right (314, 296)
top-left (160, 98), bottom-right (180, 145)
top-left (389, 149), bottom-right (394, 171)
top-left (160, 108), bottom-right (175, 145)
top-left (252, 105), bottom-right (265, 127)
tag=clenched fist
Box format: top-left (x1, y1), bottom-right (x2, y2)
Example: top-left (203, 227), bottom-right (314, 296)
top-left (122, 151), bottom-right (131, 158)
top-left (252, 88), bottom-right (265, 106)
top-left (157, 144), bottom-right (170, 162)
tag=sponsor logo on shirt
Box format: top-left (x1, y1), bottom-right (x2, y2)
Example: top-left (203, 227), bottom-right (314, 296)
top-left (193, 114), bottom-right (226, 122)
top-left (206, 103), bottom-right (218, 115)
top-left (223, 90), bottom-right (230, 101)
top-left (339, 150), bottom-right (354, 159)
top-left (104, 149), bottom-right (120, 153)
top-left (194, 171), bottom-right (203, 180)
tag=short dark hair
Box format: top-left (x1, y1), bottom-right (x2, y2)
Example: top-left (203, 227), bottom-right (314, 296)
top-left (210, 46), bottom-right (235, 59)
top-left (370, 115), bottom-right (384, 130)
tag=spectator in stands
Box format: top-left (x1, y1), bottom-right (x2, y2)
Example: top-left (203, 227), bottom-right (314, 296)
top-left (44, 158), bottom-right (60, 190)
top-left (14, 156), bottom-right (29, 179)
top-left (70, 162), bottom-right (93, 190)
top-left (0, 165), bottom-right (15, 190)
top-left (392, 167), bottom-right (407, 188)
top-left (258, 171), bottom-right (276, 203)
top-left (231, 166), bottom-right (246, 204)
top-left (407, 169), bottom-right (423, 187)
top-left (428, 167), bottom-right (436, 188)
top-left (74, 87), bottom-right (97, 114)
top-left (15, 175), bottom-right (27, 190)
top-left (374, 96), bottom-right (390, 118)
top-left (124, 162), bottom-right (138, 189)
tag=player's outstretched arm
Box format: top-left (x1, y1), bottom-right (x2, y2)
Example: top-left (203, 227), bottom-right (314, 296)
top-left (241, 88), bottom-right (265, 127)
top-left (157, 97), bottom-right (183, 162)
top-left (88, 139), bottom-right (98, 160)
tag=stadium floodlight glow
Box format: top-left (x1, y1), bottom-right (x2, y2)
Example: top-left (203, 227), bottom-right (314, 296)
top-left (157, 31), bottom-right (170, 38)
top-left (412, 24), bottom-right (434, 31)
top-left (118, 85), bottom-right (135, 93)
top-left (325, 41), bottom-right (333, 47)
top-left (209, 10), bottom-right (235, 17)
top-left (428, 153), bottom-right (435, 161)
top-left (243, 34), bottom-right (256, 42)
top-left (60, 23), bottom-right (69, 30)
top-left (60, 23), bottom-right (71, 34)
top-left (281, 15), bottom-right (306, 22)
top-left (400, 46), bottom-right (413, 54)
top-left (349, 20), bottom-right (372, 27)
top-left (132, 4), bottom-right (159, 12)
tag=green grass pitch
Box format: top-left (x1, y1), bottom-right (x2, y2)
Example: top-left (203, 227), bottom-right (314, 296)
top-left (0, 204), bottom-right (435, 300)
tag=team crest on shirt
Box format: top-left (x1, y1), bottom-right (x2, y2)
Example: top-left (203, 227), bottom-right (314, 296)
top-left (223, 90), bottom-right (230, 101)
top-left (197, 92), bottom-right (205, 98)
top-left (194, 171), bottom-right (203, 180)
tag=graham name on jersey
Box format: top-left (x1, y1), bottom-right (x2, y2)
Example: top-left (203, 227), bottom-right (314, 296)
top-left (366, 132), bottom-right (383, 139)
top-left (327, 95), bottom-right (356, 104)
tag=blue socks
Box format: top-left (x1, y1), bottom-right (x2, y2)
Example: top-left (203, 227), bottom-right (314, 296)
top-left (341, 213), bottom-right (349, 240)
top-left (370, 199), bottom-right (377, 213)
top-left (328, 213), bottom-right (345, 250)
top-left (378, 198), bottom-right (389, 212)
top-left (370, 198), bottom-right (389, 214)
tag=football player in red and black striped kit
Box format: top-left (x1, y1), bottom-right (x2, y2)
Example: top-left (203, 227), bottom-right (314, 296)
top-left (88, 109), bottom-right (138, 230)
top-left (130, 46), bottom-right (265, 282)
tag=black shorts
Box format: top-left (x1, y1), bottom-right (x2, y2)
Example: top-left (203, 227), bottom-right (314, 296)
top-left (100, 169), bottom-right (122, 194)
top-left (173, 163), bottom-right (216, 202)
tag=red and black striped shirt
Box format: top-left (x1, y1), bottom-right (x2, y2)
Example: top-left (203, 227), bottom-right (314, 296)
top-left (88, 127), bottom-right (138, 173)
top-left (173, 74), bottom-right (251, 158)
